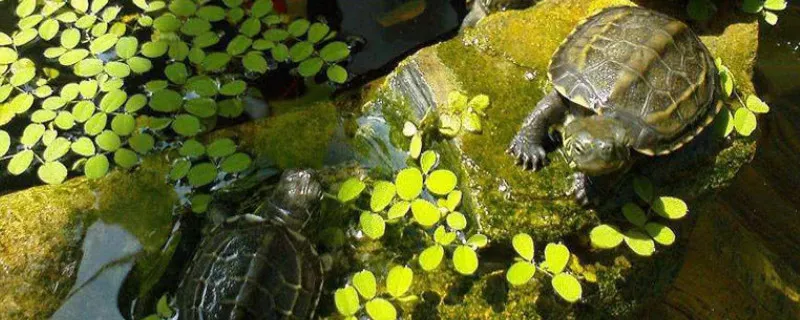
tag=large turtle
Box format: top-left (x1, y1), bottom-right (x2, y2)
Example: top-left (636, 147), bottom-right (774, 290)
top-left (176, 169), bottom-right (324, 319)
top-left (506, 6), bottom-right (722, 204)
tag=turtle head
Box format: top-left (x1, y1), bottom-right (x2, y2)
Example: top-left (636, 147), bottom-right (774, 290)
top-left (563, 116), bottom-right (630, 176)
top-left (269, 169), bottom-right (323, 229)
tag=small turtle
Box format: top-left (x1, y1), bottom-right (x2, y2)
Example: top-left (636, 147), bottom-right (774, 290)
top-left (176, 169), bottom-right (324, 319)
top-left (506, 6), bottom-right (722, 204)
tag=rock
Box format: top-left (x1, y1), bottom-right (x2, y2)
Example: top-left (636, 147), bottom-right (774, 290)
top-left (358, 0), bottom-right (760, 317)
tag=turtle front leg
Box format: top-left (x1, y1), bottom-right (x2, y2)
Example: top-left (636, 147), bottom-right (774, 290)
top-left (571, 172), bottom-right (597, 206)
top-left (507, 90), bottom-right (568, 170)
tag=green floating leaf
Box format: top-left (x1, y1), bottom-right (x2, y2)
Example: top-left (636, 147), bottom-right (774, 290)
top-left (765, 0), bottom-right (787, 11)
top-left (370, 181), bottom-right (396, 212)
top-left (61, 28), bottom-right (81, 49)
top-left (386, 265), bottom-right (413, 298)
top-left (8, 150), bottom-right (34, 175)
top-left (220, 153), bottom-right (252, 174)
top-left (352, 270), bottom-right (377, 299)
top-left (239, 17), bottom-right (261, 37)
top-left (207, 138), bottom-right (237, 158)
top-left (320, 41), bottom-right (350, 62)
top-left (652, 196), bottom-right (688, 219)
top-left (307, 22), bottom-right (330, 43)
top-left (622, 203), bottom-right (647, 227)
top-left (551, 273), bottom-right (582, 303)
top-left (179, 139), bottom-right (205, 158)
top-left (59, 49), bottom-right (90, 66)
top-left (734, 107), bottom-right (757, 136)
top-left (446, 212), bottom-right (467, 230)
top-left (633, 175), bottom-right (654, 203)
top-left (263, 29), bottom-right (289, 42)
top-left (202, 52), bottom-right (231, 72)
top-left (21, 123), bottom-right (45, 147)
top-left (189, 193), bottom-right (211, 213)
top-left (17, 0), bottom-right (37, 17)
top-left (396, 168), bottom-right (423, 200)
top-left (182, 18), bottom-right (212, 36)
top-left (544, 243), bottom-right (570, 274)
top-left (512, 233), bottom-right (535, 261)
top-left (169, 159), bottom-right (191, 181)
top-left (645, 222), bottom-right (676, 246)
top-left (72, 101), bottom-right (95, 122)
top-left (326, 64), bottom-right (348, 84)
top-left (289, 41), bottom-right (314, 62)
top-left (100, 89), bottom-right (127, 113)
top-left (467, 234), bottom-right (489, 248)
top-left (719, 66), bottom-right (734, 97)
top-left (589, 224), bottom-right (624, 249)
top-left (169, 0), bottom-right (196, 16)
top-left (165, 62), bottom-right (189, 84)
top-left (89, 33), bottom-right (118, 54)
top-left (387, 201), bottom-right (410, 220)
top-left (105, 61), bottom-right (130, 78)
top-left (38, 161), bottom-right (68, 185)
top-left (142, 40), bottom-right (169, 58)
top-left (0, 48), bottom-right (19, 65)
top-left (13, 28), bottom-right (38, 46)
top-left (0, 131), bottom-right (10, 157)
top-left (172, 114), bottom-right (202, 136)
top-left (153, 14), bottom-right (181, 33)
top-left (409, 133), bottom-right (422, 159)
top-left (359, 212), bottom-right (385, 240)
top-left (420, 150), bottom-right (438, 174)
top-left (71, 137), bottom-right (96, 156)
top-left (114, 148), bottom-right (139, 169)
top-left (452, 245), bottom-right (479, 275)
top-left (197, 5), bottom-right (226, 21)
top-left (410, 199), bottom-right (439, 227)
top-left (226, 35), bottom-right (253, 56)
top-left (426, 169), bottom-right (457, 195)
top-left (365, 298), bottom-right (396, 320)
top-left (38, 19), bottom-right (60, 40)
top-left (149, 89), bottom-right (183, 112)
top-left (338, 177), bottom-right (365, 202)
top-left (271, 44), bottom-right (289, 62)
top-left (184, 98), bottom-right (217, 118)
top-left (745, 95), bottom-right (770, 114)
top-left (43, 137), bottom-right (71, 161)
top-left (31, 110), bottom-right (57, 123)
top-left (506, 261), bottom-right (536, 286)
top-left (129, 132), bottom-right (155, 155)
top-left (11, 93), bottom-right (35, 114)
top-left (250, 0), bottom-right (273, 17)
top-left (434, 225), bottom-right (456, 245)
top-left (187, 162), bottom-right (218, 187)
top-left (333, 287), bottom-right (359, 317)
top-left (95, 130), bottom-right (121, 151)
top-left (419, 245), bottom-right (444, 271)
top-left (288, 19), bottom-right (310, 37)
top-left (624, 229), bottom-right (655, 257)
top-left (127, 57), bottom-right (153, 74)
top-left (74, 58), bottom-right (105, 77)
top-left (220, 80), bottom-right (247, 96)
top-left (462, 112), bottom-right (482, 133)
top-left (79, 80), bottom-right (99, 99)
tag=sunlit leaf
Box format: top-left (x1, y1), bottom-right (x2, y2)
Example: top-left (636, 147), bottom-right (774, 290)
top-left (187, 162), bottom-right (217, 186)
top-left (370, 181), bottom-right (396, 212)
top-left (71, 137), bottom-right (96, 156)
top-left (85, 154), bottom-right (109, 179)
top-left (624, 229), bottom-right (655, 256)
top-left (652, 196), bottom-right (688, 219)
top-left (396, 168), bottom-right (423, 200)
top-left (551, 273), bottom-right (582, 303)
top-left (333, 287), bottom-right (359, 316)
top-left (544, 243), bottom-right (570, 274)
top-left (352, 270), bottom-right (377, 299)
top-left (512, 233), bottom-right (534, 261)
top-left (43, 137), bottom-right (70, 161)
top-left (89, 33), bottom-right (118, 54)
top-left (645, 222), bottom-right (676, 246)
top-left (387, 201), bottom-right (410, 220)
top-left (452, 245), bottom-right (479, 275)
top-left (426, 169), bottom-right (457, 195)
top-left (589, 224), bottom-right (624, 249)
top-left (74, 58), bottom-right (105, 77)
top-left (20, 123), bottom-right (45, 146)
top-left (220, 152), bottom-right (252, 173)
top-left (434, 225), bottom-right (456, 245)
top-left (84, 113), bottom-right (108, 136)
top-left (38, 161), bottom-right (68, 184)
top-left (365, 298), bottom-right (396, 320)
top-left (338, 177), bottom-right (365, 202)
top-left (411, 199), bottom-right (439, 227)
top-left (320, 41), bottom-right (350, 62)
top-left (386, 265), bottom-right (413, 298)
top-left (8, 150), bottom-right (34, 175)
top-left (114, 148), bottom-right (139, 168)
top-left (506, 261), bottom-right (536, 286)
top-left (419, 245), bottom-right (444, 271)
top-left (326, 64), bottom-right (348, 84)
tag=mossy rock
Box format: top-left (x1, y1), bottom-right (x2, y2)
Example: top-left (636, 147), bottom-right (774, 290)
top-left (361, 0), bottom-right (759, 317)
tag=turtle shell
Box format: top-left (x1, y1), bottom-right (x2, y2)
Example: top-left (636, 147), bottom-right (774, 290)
top-left (548, 6), bottom-right (720, 155)
top-left (177, 219), bottom-right (323, 320)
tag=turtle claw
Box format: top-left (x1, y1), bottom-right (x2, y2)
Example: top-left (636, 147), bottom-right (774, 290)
top-left (507, 136), bottom-right (548, 171)
top-left (571, 172), bottom-right (598, 207)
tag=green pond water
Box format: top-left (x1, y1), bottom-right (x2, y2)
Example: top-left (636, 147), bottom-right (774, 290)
top-left (0, 0), bottom-right (799, 319)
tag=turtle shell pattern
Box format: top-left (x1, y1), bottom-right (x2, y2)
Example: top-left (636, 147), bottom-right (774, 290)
top-left (177, 220), bottom-right (323, 320)
top-left (549, 6), bottom-right (720, 155)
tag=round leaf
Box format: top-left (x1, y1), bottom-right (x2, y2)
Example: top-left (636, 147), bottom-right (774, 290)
top-left (220, 153), bottom-right (251, 173)
top-left (352, 270), bottom-right (377, 299)
top-left (338, 177), bottom-right (365, 202)
top-left (624, 229), bottom-right (656, 257)
top-left (43, 137), bottom-right (71, 161)
top-left (589, 224), bottom-right (624, 249)
top-left (551, 273), bottom-right (582, 303)
top-left (734, 108), bottom-right (757, 136)
top-left (365, 298), bottom-right (396, 320)
top-left (179, 139), bottom-right (205, 157)
top-left (512, 233), bottom-right (534, 261)
top-left (207, 138), bottom-right (237, 158)
top-left (652, 196), bottom-right (688, 219)
top-left (85, 154), bottom-right (109, 179)
top-left (114, 148), bottom-right (138, 168)
top-left (395, 168), bottom-right (423, 200)
top-left (386, 266), bottom-right (413, 298)
top-left (326, 64), bottom-right (348, 84)
top-left (387, 201), bottom-right (410, 220)
top-left (418, 245), bottom-right (444, 271)
top-left (426, 169), bottom-right (457, 195)
top-left (8, 150), bottom-right (34, 175)
top-left (644, 222), bottom-right (676, 246)
top-left (333, 287), bottom-right (359, 316)
top-left (506, 261), bottom-right (536, 286)
top-left (298, 57), bottom-right (323, 77)
top-left (71, 137), bottom-right (96, 156)
top-left (544, 243), bottom-right (570, 274)
top-left (446, 212), bottom-right (467, 230)
top-left (452, 245), bottom-right (479, 275)
top-left (169, 159), bottom-right (191, 180)
top-left (370, 181), bottom-right (396, 212)
top-left (38, 161), bottom-right (68, 184)
top-left (187, 162), bottom-right (217, 187)
top-left (111, 114), bottom-right (135, 136)
top-left (0, 131), bottom-right (10, 157)
top-left (359, 212), bottom-right (385, 240)
top-left (172, 114), bottom-right (202, 136)
top-left (95, 130), bottom-right (121, 151)
top-left (320, 41), bottom-right (350, 62)
top-left (410, 199), bottom-right (439, 227)
top-left (622, 203), bottom-right (647, 227)
top-left (149, 89), bottom-right (183, 112)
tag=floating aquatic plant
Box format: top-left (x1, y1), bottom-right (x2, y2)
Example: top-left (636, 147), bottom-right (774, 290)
top-left (742, 0), bottom-right (787, 25)
top-left (506, 233), bottom-right (583, 303)
top-left (0, 0), bottom-right (352, 205)
top-left (715, 58), bottom-right (771, 138)
top-left (588, 176), bottom-right (685, 256)
top-left (140, 293), bottom-right (174, 320)
top-left (335, 266), bottom-right (415, 320)
top-left (437, 91), bottom-right (491, 137)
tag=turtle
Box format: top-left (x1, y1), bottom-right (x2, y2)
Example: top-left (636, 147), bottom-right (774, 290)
top-left (506, 6), bottom-right (722, 205)
top-left (176, 169), bottom-right (325, 320)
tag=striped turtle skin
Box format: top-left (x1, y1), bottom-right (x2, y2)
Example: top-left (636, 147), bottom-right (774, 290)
top-left (549, 6), bottom-right (720, 155)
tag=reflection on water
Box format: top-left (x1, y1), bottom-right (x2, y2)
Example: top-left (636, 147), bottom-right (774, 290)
top-left (51, 221), bottom-right (141, 320)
